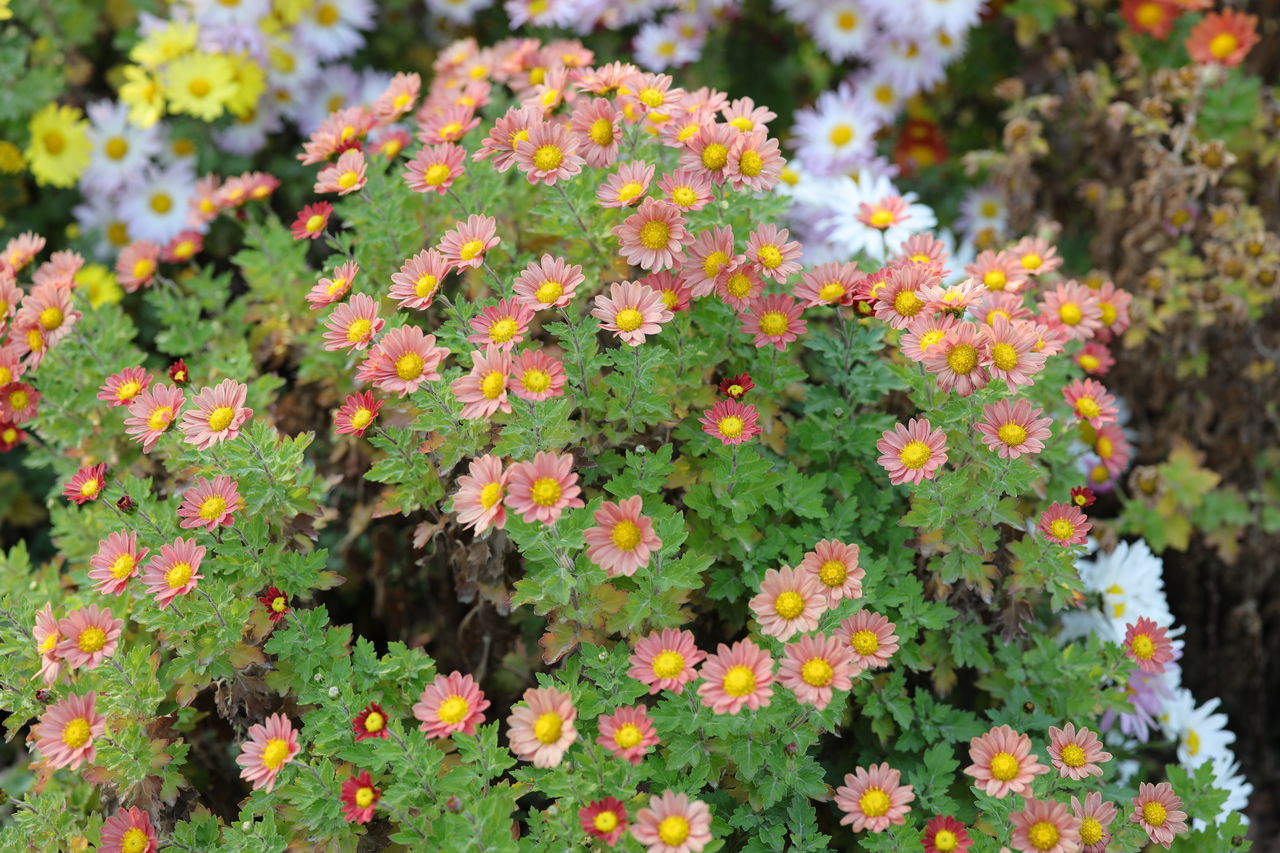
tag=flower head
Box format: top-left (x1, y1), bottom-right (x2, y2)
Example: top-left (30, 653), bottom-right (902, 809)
top-left (351, 702), bottom-right (390, 741)
top-left (974, 398), bottom-right (1053, 459)
top-left (739, 293), bottom-right (806, 351)
top-left (717, 373), bottom-right (754, 400)
top-left (179, 379), bottom-right (252, 449)
top-left (414, 671), bottom-right (490, 739)
top-left (798, 539), bottom-right (864, 607)
top-left (116, 241), bottom-right (161, 292)
top-left (580, 797), bottom-right (628, 847)
top-left (334, 391), bottom-right (383, 437)
top-left (980, 317), bottom-right (1046, 392)
top-left (1062, 378), bottom-right (1118, 429)
top-left (357, 325), bottom-right (450, 397)
top-left (168, 359), bottom-right (189, 386)
top-left (405, 143), bottom-right (466, 194)
top-left (570, 98), bottom-right (621, 168)
top-left (923, 322), bottom-right (990, 397)
top-left (125, 383), bottom-right (185, 452)
top-left (55, 605), bottom-right (122, 670)
top-left (34, 604), bottom-right (61, 686)
top-left (697, 637), bottom-right (774, 714)
top-left (389, 248), bottom-right (450, 310)
top-left (307, 260), bottom-right (359, 310)
top-left (963, 725), bottom-right (1050, 798)
top-left (745, 224), bottom-right (802, 282)
top-left (33, 692), bottom-right (104, 770)
top-left (291, 202), bottom-right (333, 240)
top-left (1047, 723), bottom-right (1112, 779)
top-left (584, 495), bottom-right (662, 577)
top-left (323, 294), bottom-right (384, 352)
top-left (749, 565), bottom-right (826, 641)
top-left (592, 280), bottom-right (674, 346)
top-left (631, 791), bottom-right (712, 853)
top-left (315, 149), bottom-right (367, 195)
top-left (63, 463), bottom-right (107, 505)
top-left (88, 532), bottom-right (148, 595)
top-left (258, 586), bottom-right (290, 623)
top-left (1185, 9), bottom-right (1258, 67)
top-left (235, 713), bottom-right (300, 792)
top-left (834, 763), bottom-right (915, 832)
top-left (439, 214), bottom-right (499, 270)
top-left (142, 537), bottom-right (205, 609)
top-left (923, 815), bottom-right (973, 853)
top-left (877, 418), bottom-right (947, 485)
top-left (97, 367), bottom-right (152, 408)
top-left (1123, 616), bottom-right (1175, 674)
top-left (1009, 236), bottom-right (1062, 276)
top-left (835, 610), bottom-right (899, 672)
top-left (778, 633), bottom-right (854, 709)
top-left (598, 160), bottom-right (655, 209)
top-left (1039, 502), bottom-right (1091, 546)
top-left (507, 686), bottom-right (577, 768)
top-left (628, 628), bottom-right (705, 695)
top-left (99, 807), bottom-right (158, 853)
top-left (795, 262), bottom-right (861, 307)
top-left (613, 199), bottom-right (692, 271)
top-left (1009, 798), bottom-right (1081, 853)
top-left (699, 398), bottom-right (762, 446)
top-left (512, 254), bottom-right (582, 310)
top-left (1072, 791), bottom-right (1118, 853)
top-left (597, 705), bottom-right (660, 765)
top-left (468, 298), bottom-right (534, 351)
top-left (451, 345), bottom-right (513, 420)
top-left (505, 450), bottom-right (584, 524)
top-left (177, 475), bottom-right (242, 531)
top-left (340, 770), bottom-right (381, 824)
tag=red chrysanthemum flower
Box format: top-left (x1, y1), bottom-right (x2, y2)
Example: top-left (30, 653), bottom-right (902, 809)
top-left (718, 373), bottom-right (753, 399)
top-left (580, 797), bottom-right (628, 847)
top-left (258, 586), bottom-right (290, 622)
top-left (340, 770), bottom-right (381, 824)
top-left (352, 702), bottom-right (390, 741)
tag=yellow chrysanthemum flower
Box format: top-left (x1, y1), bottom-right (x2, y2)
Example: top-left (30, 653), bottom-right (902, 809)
top-left (129, 21), bottom-right (198, 68)
top-left (225, 54), bottom-right (267, 119)
top-left (75, 264), bottom-right (124, 308)
top-left (25, 103), bottom-right (92, 188)
top-left (120, 65), bottom-right (166, 128)
top-left (164, 53), bottom-right (236, 122)
top-left (0, 140), bottom-right (24, 173)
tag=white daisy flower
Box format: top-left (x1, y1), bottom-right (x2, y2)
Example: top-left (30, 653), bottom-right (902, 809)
top-left (293, 0), bottom-right (374, 62)
top-left (214, 102), bottom-right (283, 156)
top-left (810, 0), bottom-right (876, 62)
top-left (81, 100), bottom-right (162, 196)
top-left (1161, 689), bottom-right (1238, 768)
top-left (815, 170), bottom-right (938, 261)
top-left (120, 164), bottom-right (198, 244)
top-left (791, 85), bottom-right (881, 176)
top-left (74, 193), bottom-right (134, 261)
top-left (1075, 539), bottom-right (1174, 627)
top-left (955, 185), bottom-right (1008, 241)
top-left (189, 0), bottom-right (273, 31)
top-left (867, 35), bottom-right (948, 97)
top-left (424, 0), bottom-right (491, 25)
top-left (294, 63), bottom-right (363, 135)
top-left (635, 19), bottom-right (701, 70)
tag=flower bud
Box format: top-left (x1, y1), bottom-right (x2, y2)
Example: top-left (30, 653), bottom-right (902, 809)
top-left (116, 495), bottom-right (136, 514)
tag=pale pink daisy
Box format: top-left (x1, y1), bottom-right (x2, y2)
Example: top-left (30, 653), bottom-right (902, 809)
top-left (901, 315), bottom-right (959, 363)
top-left (597, 705), bottom-right (659, 765)
top-left (965, 250), bottom-right (1028, 292)
top-left (645, 271), bottom-right (693, 313)
top-left (1039, 280), bottom-right (1102, 341)
top-left (630, 791), bottom-right (712, 853)
top-left (798, 540), bottom-right (863, 607)
top-left (657, 168), bottom-right (714, 212)
top-left (515, 121), bottom-right (584, 186)
top-left (389, 249), bottom-right (450, 310)
top-left (404, 143), bottom-right (466, 195)
top-left (697, 638), bottom-right (774, 714)
top-left (981, 317), bottom-right (1046, 392)
top-left (1130, 783), bottom-right (1188, 849)
top-left (1047, 723), bottom-right (1111, 780)
top-left (16, 283), bottom-right (79, 346)
top-left (373, 71), bottom-right (420, 121)
top-left (306, 261), bottom-right (359, 310)
top-left (1010, 799), bottom-right (1081, 853)
top-left (322, 294), bottom-right (384, 353)
top-left (141, 537), bottom-right (205, 609)
top-left (569, 97), bottom-right (621, 168)
top-left (628, 628), bottom-right (705, 695)
top-left (116, 241), bottom-right (160, 292)
top-left (584, 495), bottom-right (662, 577)
top-left (922, 278), bottom-right (986, 315)
top-left (473, 106), bottom-right (541, 173)
top-left (63, 463), bottom-right (107, 505)
top-left (1, 380), bottom-right (38, 423)
top-left (177, 475), bottom-right (242, 531)
top-left (1073, 791), bottom-right (1118, 853)
top-left (418, 104), bottom-right (480, 146)
top-left (835, 610), bottom-right (900, 672)
top-left (33, 691), bottom-right (104, 770)
top-left (923, 323), bottom-right (990, 397)
top-left (334, 391), bottom-right (382, 437)
top-left (1039, 502), bottom-right (1091, 546)
top-left (624, 72), bottom-right (686, 116)
top-left (974, 398), bottom-right (1053, 459)
top-left (124, 383), bottom-right (185, 452)
top-left (795, 262), bottom-right (861, 307)
top-left (749, 566), bottom-right (825, 641)
top-left (591, 280), bottom-right (673, 346)
top-left (721, 96), bottom-right (775, 133)
top-left (1009, 236), bottom-right (1063, 276)
top-left (897, 234), bottom-right (950, 267)
top-left (505, 450), bottom-right (584, 524)
top-left (1094, 423), bottom-right (1132, 477)
top-left (99, 807), bottom-right (158, 853)
top-left (1123, 616), bottom-right (1175, 674)
top-left (315, 149), bottom-right (367, 195)
top-left (55, 605), bottom-right (122, 670)
top-left (725, 128), bottom-right (783, 192)
top-left (413, 671), bottom-right (490, 738)
top-left (744, 224), bottom-right (802, 282)
top-left (235, 713), bottom-right (300, 792)
top-left (512, 255), bottom-right (582, 310)
top-left (451, 345), bottom-right (513, 420)
top-left (858, 196), bottom-right (912, 234)
top-left (877, 418), bottom-right (948, 485)
top-left (97, 367), bottom-right (151, 407)
top-left (614, 199), bottom-right (692, 272)
top-left (439, 214), bottom-right (499, 270)
top-left (1094, 281), bottom-right (1132, 340)
top-left (874, 264), bottom-right (936, 329)
top-left (778, 633), bottom-right (854, 710)
top-left (355, 325), bottom-right (449, 397)
top-left (679, 225), bottom-right (736, 297)
top-left (34, 603), bottom-right (62, 686)
top-left (468, 299), bottom-right (534, 351)
top-left (452, 454), bottom-right (508, 533)
top-left (507, 686), bottom-right (578, 768)
top-left (715, 262), bottom-right (764, 310)
top-left (1062, 378), bottom-right (1118, 428)
top-left (3, 231), bottom-right (45, 271)
top-left (88, 531), bottom-right (148, 595)
top-left (1075, 341), bottom-right (1115, 376)
top-left (511, 349), bottom-right (566, 402)
top-left (963, 725), bottom-right (1050, 798)
top-left (597, 160), bottom-right (655, 209)
top-left (834, 763), bottom-right (915, 833)
top-left (974, 291), bottom-right (1034, 326)
top-left (178, 378), bottom-right (252, 449)
top-left (739, 293), bottom-right (807, 351)
top-left (680, 122), bottom-right (737, 184)
top-left (1030, 321), bottom-right (1068, 357)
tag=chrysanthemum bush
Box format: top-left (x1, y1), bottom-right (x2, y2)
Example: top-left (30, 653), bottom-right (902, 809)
top-left (0, 37), bottom-right (1252, 852)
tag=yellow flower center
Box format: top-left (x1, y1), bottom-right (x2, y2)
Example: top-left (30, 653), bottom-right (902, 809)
top-left (774, 590), bottom-right (805, 620)
top-left (1028, 821), bottom-right (1059, 850)
top-left (166, 562), bottom-right (193, 589)
top-left (898, 441), bottom-right (931, 469)
top-left (818, 559), bottom-right (846, 588)
top-left (534, 280), bottom-right (562, 303)
top-left (104, 137), bottom-right (129, 160)
top-left (1080, 817), bottom-right (1103, 845)
top-left (983, 269), bottom-right (1007, 290)
top-left (701, 142), bottom-right (728, 170)
top-left (947, 343), bottom-right (979, 374)
top-left (79, 478), bottom-right (102, 497)
top-left (638, 87), bottom-right (664, 108)
top-left (738, 150), bottom-right (763, 177)
top-left (725, 272), bottom-right (752, 298)
top-left (594, 810), bottom-right (619, 833)
top-left (147, 406), bottom-right (173, 431)
top-left (423, 163), bottom-right (452, 186)
top-left (198, 494), bottom-right (227, 520)
top-left (639, 220), bottom-right (670, 250)
top-left (991, 342), bottom-right (1019, 371)
top-left (722, 665), bottom-right (755, 697)
top-left (588, 118), bottom-right (614, 146)
top-left (533, 711), bottom-right (563, 744)
top-left (935, 830), bottom-right (959, 851)
top-left (615, 308), bottom-right (644, 332)
top-left (132, 258), bottom-right (154, 279)
top-left (918, 330), bottom-right (946, 351)
top-left (150, 192), bottom-right (172, 214)
top-left (393, 352), bottom-right (424, 381)
top-left (39, 632), bottom-right (58, 654)
top-left (261, 737), bottom-right (290, 770)
top-left (717, 415), bottom-right (744, 438)
top-left (658, 816), bottom-right (690, 846)
top-left (393, 92), bottom-right (412, 111)
top-left (316, 2), bottom-right (339, 25)
top-left (671, 186), bottom-right (697, 207)
top-left (997, 423), bottom-right (1028, 446)
top-left (1049, 519), bottom-right (1076, 540)
top-left (614, 723), bottom-right (642, 749)
top-left (869, 209), bottom-right (894, 228)
top-left (171, 240), bottom-right (195, 260)
top-left (337, 170), bottom-right (359, 190)
top-left (1209, 32), bottom-right (1238, 60)
top-left (1099, 302), bottom-right (1117, 325)
top-left (439, 122), bottom-right (464, 140)
top-left (39, 307), bottom-right (64, 330)
top-left (1143, 801), bottom-right (1167, 826)
top-left (757, 245), bottom-right (783, 269)
top-left (530, 477), bottom-right (561, 507)
top-left (271, 597), bottom-right (287, 613)
top-left (363, 711), bottom-right (384, 732)
top-left (62, 717), bottom-right (91, 749)
top-left (1060, 743), bottom-right (1087, 767)
top-left (480, 371), bottom-right (505, 400)
top-left (532, 144), bottom-right (563, 172)
top-left (652, 650), bottom-right (684, 679)
top-left (610, 520), bottom-right (642, 551)
top-left (459, 239), bottom-right (485, 261)
top-left (1131, 633), bottom-right (1156, 660)
top-left (1020, 252), bottom-right (1042, 270)
top-left (990, 751), bottom-right (1020, 781)
top-left (521, 369), bottom-right (551, 394)
top-left (350, 408), bottom-right (373, 431)
top-left (412, 273), bottom-right (438, 299)
top-left (343, 318), bottom-right (373, 344)
top-left (836, 10), bottom-right (858, 29)
top-left (1058, 302), bottom-right (1083, 326)
top-left (1076, 396), bottom-right (1101, 419)
top-left (818, 283), bottom-right (845, 302)
top-left (850, 629), bottom-right (880, 656)
top-left (476, 480), bottom-right (503, 510)
top-left (616, 181), bottom-right (644, 203)
top-left (355, 786), bottom-right (375, 808)
top-left (9, 389), bottom-right (28, 411)
top-left (77, 626), bottom-right (107, 653)
top-left (1186, 729), bottom-right (1200, 755)
top-left (120, 828), bottom-right (150, 853)
top-left (438, 695), bottom-right (470, 724)
top-left (859, 788), bottom-right (890, 818)
top-left (305, 214), bottom-right (325, 233)
top-left (660, 289), bottom-right (679, 309)
top-left (111, 553), bottom-right (135, 579)
top-left (208, 406), bottom-right (235, 431)
top-left (829, 124), bottom-right (853, 147)
top-left (801, 657), bottom-right (834, 687)
top-left (729, 116), bottom-right (754, 131)
top-left (759, 311), bottom-right (788, 337)
top-left (1135, 1), bottom-right (1164, 27)
top-left (894, 290), bottom-right (924, 317)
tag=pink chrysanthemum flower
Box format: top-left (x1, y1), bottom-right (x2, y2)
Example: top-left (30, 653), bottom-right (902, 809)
top-left (700, 399), bottom-right (762, 446)
top-left (1074, 341), bottom-right (1115, 375)
top-left (507, 686), bottom-right (577, 768)
top-left (315, 149), bottom-right (367, 195)
top-left (584, 495), bottom-right (662, 577)
top-left (511, 349), bottom-right (566, 402)
top-left (725, 128), bottom-right (783, 192)
top-left (334, 391), bottom-right (382, 437)
top-left (1047, 723), bottom-right (1111, 779)
top-left (1039, 280), bottom-right (1102, 341)
top-left (580, 797), bottom-right (628, 847)
top-left (1010, 798), bottom-right (1081, 853)
top-left (33, 691), bottom-right (104, 770)
top-left (922, 278), bottom-right (986, 315)
top-left (901, 315), bottom-right (959, 363)
top-left (975, 398), bottom-right (1054, 459)
top-left (164, 230), bottom-right (203, 264)
top-left (473, 105), bottom-right (540, 172)
top-left (1009, 236), bottom-right (1063, 276)
top-left (373, 71), bottom-right (420, 121)
top-left (452, 345), bottom-right (513, 420)
top-left (3, 231), bottom-right (45, 271)
top-left (597, 705), bottom-right (660, 765)
top-left (834, 763), bottom-right (915, 833)
top-left (965, 250), bottom-right (1028, 292)
top-left (923, 815), bottom-right (973, 853)
top-left (390, 248), bottom-right (450, 310)
top-left (116, 241), bottom-right (161, 292)
top-left (1062, 378), bottom-right (1118, 429)
top-left (798, 539), bottom-right (864, 607)
top-left (623, 72), bottom-right (686, 115)
top-left (124, 383), bottom-right (184, 452)
top-left (514, 120), bottom-right (584, 186)
top-left (795, 262), bottom-right (861, 307)
top-left (99, 806), bottom-right (158, 853)
top-left (97, 367), bottom-right (151, 408)
top-left (597, 160), bottom-right (655, 209)
top-left (236, 713), bottom-right (300, 792)
top-left (404, 143), bottom-right (466, 194)
top-left (306, 261), bottom-right (359, 310)
top-left (452, 454), bottom-right (508, 533)
top-left (413, 670), bottom-right (490, 739)
top-left (874, 264), bottom-right (936, 329)
top-left (322, 294), bottom-right (384, 353)
top-left (721, 96), bottom-right (775, 133)
top-left (628, 628), bottom-right (705, 695)
top-left (570, 98), bottom-right (621, 169)
top-left (1039, 502), bottom-right (1091, 546)
top-left (55, 605), bottom-right (122, 670)
top-left (1185, 9), bottom-right (1258, 67)
top-left (177, 475), bottom-right (242, 531)
top-left (714, 262), bottom-right (764, 310)
top-left (142, 537), bottom-right (205, 609)
top-left (1094, 281), bottom-right (1132, 340)
top-left (631, 791), bottom-right (712, 853)
top-left (1094, 423), bottom-right (1132, 477)
top-left (592, 280), bottom-right (674, 345)
top-left (2, 381), bottom-right (39, 423)
top-left (88, 531), bottom-right (148, 595)
top-left (356, 325), bottom-right (449, 397)
top-left (512, 254), bottom-right (582, 310)
top-left (963, 725), bottom-right (1050, 798)
top-left (1130, 782), bottom-right (1189, 848)
top-left (980, 317), bottom-right (1046, 392)
top-left (291, 202), bottom-right (333, 241)
top-left (877, 418), bottom-right (948, 485)
top-left (744, 224), bottom-right (802, 282)
top-left (468, 299), bottom-right (535, 351)
top-left (1030, 321), bottom-right (1068, 357)
top-left (975, 291), bottom-right (1034, 326)
top-left (1123, 616), bottom-right (1175, 674)
top-left (418, 104), bottom-right (481, 146)
top-left (439, 214), bottom-right (500, 270)
top-left (697, 638), bottom-right (774, 715)
top-left (749, 566), bottom-right (826, 641)
top-left (351, 702), bottom-right (389, 741)
top-left (658, 168), bottom-right (714, 212)
top-left (681, 122), bottom-right (737, 184)
top-left (179, 378), bottom-right (253, 449)
top-left (613, 199), bottom-right (692, 272)
top-left (644, 270), bottom-right (693, 312)
top-left (924, 323), bottom-right (990, 397)
top-left (858, 196), bottom-right (912, 233)
top-left (16, 282), bottom-right (79, 346)
top-left (835, 610), bottom-right (900, 673)
top-left (1072, 791), bottom-right (1118, 853)
top-left (63, 463), bottom-right (107, 505)
top-left (739, 293), bottom-right (807, 351)
top-left (340, 770), bottom-right (381, 824)
top-left (505, 451), bottom-right (584, 524)
top-left (34, 603), bottom-right (62, 686)
top-left (778, 633), bottom-right (854, 710)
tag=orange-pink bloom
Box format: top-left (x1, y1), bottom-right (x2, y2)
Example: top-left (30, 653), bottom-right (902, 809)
top-left (451, 345), bottom-right (513, 420)
top-left (33, 691), bottom-right (104, 770)
top-left (97, 367), bottom-right (151, 407)
top-left (124, 383), bottom-right (185, 452)
top-left (116, 241), bottom-right (161, 292)
top-left (834, 763), bottom-right (915, 833)
top-left (355, 325), bottom-right (449, 397)
top-left (306, 260), bottom-right (359, 309)
top-left (34, 603), bottom-right (62, 686)
top-left (1185, 9), bottom-right (1258, 67)
top-left (177, 475), bottom-right (242, 531)
top-left (739, 293), bottom-right (806, 350)
top-left (592, 280), bottom-right (674, 345)
top-left (596, 705), bottom-right (659, 765)
top-left (749, 565), bottom-right (826, 641)
top-left (835, 610), bottom-right (900, 672)
top-left (1047, 723), bottom-right (1112, 779)
top-left (923, 322), bottom-right (991, 397)
top-left (438, 214), bottom-right (500, 270)
top-left (778, 633), bottom-right (854, 709)
top-left (334, 391), bottom-right (382, 437)
top-left (876, 418), bottom-right (948, 485)
top-left (795, 262), bottom-right (861, 307)
top-left (511, 349), bottom-right (566, 402)
top-left (322, 293), bottom-right (384, 352)
top-left (628, 628), bottom-right (705, 695)
top-left (505, 450), bottom-right (584, 524)
top-left (99, 806), bottom-right (158, 853)
top-left (798, 539), bottom-right (864, 607)
top-left (583, 495), bottom-right (662, 577)
top-left (699, 398), bottom-right (762, 446)
top-left (1040, 280), bottom-right (1103, 341)
top-left (569, 97), bottom-right (621, 169)
top-left (142, 537), bottom-right (205, 609)
top-left (413, 671), bottom-right (490, 738)
top-left (696, 637), bottom-right (774, 714)
top-left (506, 686), bottom-right (578, 768)
top-left (630, 790), bottom-right (712, 853)
top-left (1073, 791), bottom-right (1118, 853)
top-left (597, 160), bottom-right (655, 209)
top-left (178, 378), bottom-right (252, 449)
top-left (315, 149), bottom-right (368, 195)
top-left (88, 531), bottom-right (148, 595)
top-left (657, 168), bottom-right (714, 212)
top-left (55, 605), bottom-right (122, 670)
top-left (390, 248), bottom-right (450, 310)
top-left (452, 454), bottom-right (508, 533)
top-left (963, 724), bottom-right (1050, 798)
top-left (1130, 782), bottom-right (1188, 848)
top-left (235, 712), bottom-right (300, 792)
top-left (1039, 502), bottom-right (1091, 546)
top-left (404, 143), bottom-right (466, 194)
top-left (468, 298), bottom-right (535, 350)
top-left (1062, 378), bottom-right (1118, 428)
top-left (515, 120), bottom-right (585, 186)
top-left (980, 316), bottom-right (1046, 391)
top-left (512, 254), bottom-right (582, 310)
top-left (974, 398), bottom-right (1054, 459)
top-left (1009, 798), bottom-right (1081, 853)
top-left (613, 199), bottom-right (693, 271)
top-left (1123, 616), bottom-right (1175, 674)
top-left (62, 463), bottom-right (107, 505)
top-left (1009, 236), bottom-right (1062, 276)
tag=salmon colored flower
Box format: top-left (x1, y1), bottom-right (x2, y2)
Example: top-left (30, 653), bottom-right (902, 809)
top-left (697, 638), bottom-right (774, 714)
top-left (56, 605), bottom-right (122, 670)
top-left (570, 97), bottom-right (621, 169)
top-left (0, 420), bottom-right (25, 451)
top-left (1062, 378), bottom-right (1118, 428)
top-left (88, 532), bottom-right (148, 596)
top-left (592, 280), bottom-right (674, 345)
top-left (613, 199), bottom-right (692, 272)
top-left (1040, 281), bottom-right (1102, 341)
top-left (390, 248), bottom-right (451, 310)
top-left (116, 241), bottom-right (160, 292)
top-left (419, 104), bottom-right (481, 145)
top-left (1009, 236), bottom-right (1062, 276)
top-left (99, 807), bottom-right (158, 853)
top-left (3, 231), bottom-right (45, 271)
top-left (315, 149), bottom-right (367, 195)
top-left (744, 224), bottom-right (802, 282)
top-left (778, 633), bottom-right (854, 709)
top-left (179, 378), bottom-right (252, 449)
top-left (924, 322), bottom-right (990, 397)
top-left (177, 475), bottom-right (242, 530)
top-left (658, 168), bottom-right (714, 212)
top-left (474, 105), bottom-right (540, 173)
top-left (975, 398), bottom-right (1054, 459)
top-left (749, 565), bottom-right (826, 641)
top-left (97, 367), bottom-right (151, 407)
top-left (1121, 0), bottom-right (1182, 38)
top-left (631, 791), bottom-right (712, 853)
top-left (597, 705), bottom-right (659, 765)
top-left (306, 260), bottom-right (359, 309)
top-left (1, 381), bottom-right (39, 423)
top-left (725, 128), bottom-right (783, 192)
top-left (351, 702), bottom-right (390, 741)
top-left (1094, 423), bottom-right (1132, 477)
top-left (678, 225), bottom-right (736, 296)
top-left (125, 383), bottom-right (184, 452)
top-left (1047, 723), bottom-right (1111, 779)
top-left (356, 325), bottom-right (449, 397)
top-left (63, 463), bottom-right (107, 505)
top-left (1124, 616), bottom-right (1175, 674)
top-left (1039, 502), bottom-right (1091, 546)
top-left (34, 604), bottom-right (62, 686)
top-left (644, 270), bottom-right (694, 313)
top-left (168, 359), bottom-right (189, 386)
top-left (512, 254), bottom-right (582, 310)
top-left (923, 815), bottom-right (973, 853)
top-left (963, 725), bottom-right (1050, 798)
top-left (583, 496), bottom-right (662, 577)
top-left (452, 454), bottom-right (508, 533)
top-left (468, 298), bottom-right (534, 351)
top-left (142, 537), bottom-right (205, 609)
top-left (164, 231), bottom-right (203, 263)
top-left (340, 770), bottom-right (381, 824)
top-left (0, 347), bottom-right (23, 388)
top-left (681, 122), bottom-right (737, 184)
top-left (835, 610), bottom-right (899, 672)
top-left (798, 539), bottom-right (863, 607)
top-left (16, 282), bottom-right (78, 346)
top-left (580, 798), bottom-right (628, 846)
top-left (980, 317), bottom-right (1045, 392)
top-left (834, 763), bottom-right (915, 832)
top-left (33, 691), bottom-right (104, 770)
top-left (1094, 281), bottom-right (1132, 340)
top-left (795, 262), bottom-right (861, 307)
top-left (507, 686), bottom-right (577, 768)
top-left (322, 293), bottom-right (384, 352)
top-left (699, 398), bottom-right (761, 445)
top-left (598, 160), bottom-right (655, 208)
top-left (965, 250), bottom-right (1027, 292)
top-left (974, 291), bottom-right (1034, 327)
top-left (514, 120), bottom-right (584, 186)
top-left (404, 143), bottom-right (466, 194)
top-left (439, 214), bottom-right (499, 270)
top-left (897, 234), bottom-right (950, 268)
top-left (1185, 9), bottom-right (1258, 67)
top-left (1130, 782), bottom-right (1188, 848)
top-left (452, 345), bottom-right (512, 420)
top-left (258, 586), bottom-right (289, 622)
top-left (628, 628), bottom-right (705, 695)
top-left (235, 713), bottom-right (300, 792)
top-left (877, 418), bottom-right (948, 485)
top-left (414, 671), bottom-right (491, 738)
top-left (1073, 792), bottom-right (1118, 853)
top-left (334, 391), bottom-right (383, 437)
top-left (506, 450), bottom-right (584, 524)
top-left (739, 293), bottom-right (807, 350)
top-left (291, 201), bottom-right (333, 240)
top-left (715, 262), bottom-right (764, 310)
top-left (511, 349), bottom-right (566, 402)
top-left (1010, 798), bottom-right (1081, 853)
top-left (874, 264), bottom-right (935, 329)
